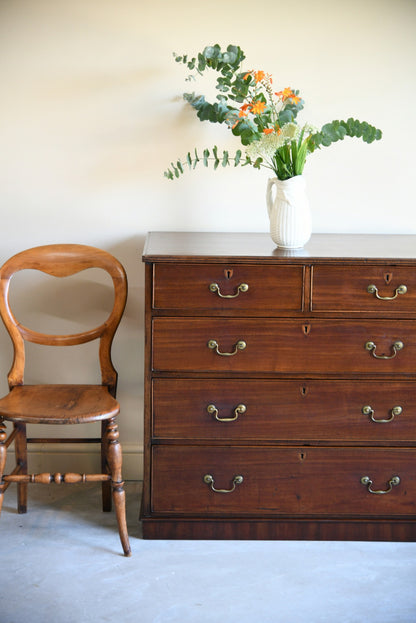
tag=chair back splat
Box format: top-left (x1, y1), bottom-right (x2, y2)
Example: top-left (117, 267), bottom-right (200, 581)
top-left (0, 244), bottom-right (131, 556)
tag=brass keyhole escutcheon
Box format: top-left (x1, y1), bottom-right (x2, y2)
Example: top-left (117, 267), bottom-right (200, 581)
top-left (224, 268), bottom-right (233, 280)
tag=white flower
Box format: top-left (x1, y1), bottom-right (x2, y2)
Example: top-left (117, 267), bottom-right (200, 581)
top-left (245, 122), bottom-right (316, 161)
top-left (245, 123), bottom-right (297, 159)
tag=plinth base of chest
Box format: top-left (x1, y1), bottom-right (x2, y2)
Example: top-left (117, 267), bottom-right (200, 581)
top-left (141, 516), bottom-right (416, 541)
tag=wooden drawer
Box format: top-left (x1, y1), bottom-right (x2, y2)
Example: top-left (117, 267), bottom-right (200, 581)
top-left (152, 318), bottom-right (416, 375)
top-left (151, 446), bottom-right (416, 516)
top-left (312, 265), bottom-right (416, 313)
top-left (152, 379), bottom-right (416, 442)
top-left (152, 263), bottom-right (304, 314)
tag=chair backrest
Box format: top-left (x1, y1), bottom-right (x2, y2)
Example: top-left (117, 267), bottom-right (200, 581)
top-left (0, 244), bottom-right (128, 395)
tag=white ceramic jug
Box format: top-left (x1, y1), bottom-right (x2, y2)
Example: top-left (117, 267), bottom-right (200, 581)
top-left (266, 175), bottom-right (312, 249)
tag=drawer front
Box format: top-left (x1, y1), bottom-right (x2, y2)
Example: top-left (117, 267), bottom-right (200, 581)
top-left (152, 379), bottom-right (416, 442)
top-left (151, 446), bottom-right (416, 516)
top-left (312, 265), bottom-right (416, 313)
top-left (152, 263), bottom-right (304, 313)
top-left (152, 318), bottom-right (416, 374)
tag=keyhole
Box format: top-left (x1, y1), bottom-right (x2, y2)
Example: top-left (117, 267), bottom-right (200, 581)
top-left (303, 324), bottom-right (311, 335)
top-left (300, 385), bottom-right (308, 397)
top-left (224, 268), bottom-right (233, 280)
top-left (384, 272), bottom-right (393, 285)
top-left (299, 452), bottom-right (306, 461)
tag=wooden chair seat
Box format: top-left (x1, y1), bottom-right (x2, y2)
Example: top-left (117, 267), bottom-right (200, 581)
top-left (0, 385), bottom-right (119, 424)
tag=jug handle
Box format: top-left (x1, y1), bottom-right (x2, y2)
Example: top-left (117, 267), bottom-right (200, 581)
top-left (266, 178), bottom-right (275, 218)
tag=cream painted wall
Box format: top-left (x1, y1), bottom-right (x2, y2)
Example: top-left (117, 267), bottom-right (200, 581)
top-left (0, 0), bottom-right (415, 478)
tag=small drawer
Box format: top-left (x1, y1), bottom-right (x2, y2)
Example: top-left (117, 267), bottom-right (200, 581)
top-left (312, 265), bottom-right (416, 313)
top-left (152, 263), bottom-right (304, 314)
top-left (152, 379), bottom-right (416, 442)
top-left (152, 318), bottom-right (416, 375)
top-left (151, 446), bottom-right (416, 516)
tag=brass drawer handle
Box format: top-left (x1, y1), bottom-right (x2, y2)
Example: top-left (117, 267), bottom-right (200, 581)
top-left (203, 473), bottom-right (243, 494)
top-left (207, 403), bottom-right (247, 422)
top-left (208, 339), bottom-right (247, 357)
top-left (209, 282), bottom-right (249, 299)
top-left (367, 284), bottom-right (407, 300)
top-left (362, 405), bottom-right (402, 423)
top-left (365, 340), bottom-right (404, 359)
top-left (360, 475), bottom-right (401, 495)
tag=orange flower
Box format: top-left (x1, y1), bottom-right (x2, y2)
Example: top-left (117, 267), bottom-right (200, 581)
top-left (275, 88), bottom-right (301, 105)
top-left (250, 100), bottom-right (266, 115)
top-left (275, 87), bottom-right (295, 100)
top-left (239, 103), bottom-right (250, 117)
top-left (254, 70), bottom-right (265, 83)
top-left (243, 71), bottom-right (252, 80)
top-left (263, 126), bottom-right (281, 135)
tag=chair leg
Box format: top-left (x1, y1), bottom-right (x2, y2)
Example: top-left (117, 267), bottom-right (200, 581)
top-left (14, 423), bottom-right (27, 513)
top-left (101, 420), bottom-right (112, 512)
top-left (0, 419), bottom-right (7, 516)
top-left (104, 417), bottom-right (131, 557)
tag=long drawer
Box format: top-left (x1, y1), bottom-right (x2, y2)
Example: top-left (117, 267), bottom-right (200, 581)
top-left (152, 379), bottom-right (416, 442)
top-left (152, 318), bottom-right (416, 374)
top-left (151, 446), bottom-right (416, 516)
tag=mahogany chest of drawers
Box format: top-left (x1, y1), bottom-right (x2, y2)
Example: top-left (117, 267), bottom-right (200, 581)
top-left (141, 232), bottom-right (416, 540)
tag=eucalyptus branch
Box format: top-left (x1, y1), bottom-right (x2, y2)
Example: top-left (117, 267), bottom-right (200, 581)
top-left (310, 118), bottom-right (382, 151)
top-left (164, 147), bottom-right (260, 180)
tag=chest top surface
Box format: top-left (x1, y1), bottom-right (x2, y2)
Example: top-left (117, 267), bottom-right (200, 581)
top-left (142, 232), bottom-right (416, 263)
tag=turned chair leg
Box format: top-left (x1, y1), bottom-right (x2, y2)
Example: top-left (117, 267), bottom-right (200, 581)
top-left (14, 423), bottom-right (28, 513)
top-left (101, 420), bottom-right (112, 512)
top-left (0, 419), bottom-right (7, 516)
top-left (104, 418), bottom-right (131, 557)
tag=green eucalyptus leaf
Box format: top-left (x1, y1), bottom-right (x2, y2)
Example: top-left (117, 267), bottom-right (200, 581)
top-left (197, 53), bottom-right (206, 72)
top-left (203, 46), bottom-right (215, 59)
top-left (171, 163), bottom-right (180, 178)
top-left (253, 157), bottom-right (263, 169)
top-left (278, 108), bottom-right (295, 126)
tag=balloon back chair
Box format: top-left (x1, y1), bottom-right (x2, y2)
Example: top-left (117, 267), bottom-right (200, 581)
top-left (0, 244), bottom-right (131, 556)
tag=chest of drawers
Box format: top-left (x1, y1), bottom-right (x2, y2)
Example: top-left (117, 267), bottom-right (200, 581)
top-left (141, 232), bottom-right (416, 540)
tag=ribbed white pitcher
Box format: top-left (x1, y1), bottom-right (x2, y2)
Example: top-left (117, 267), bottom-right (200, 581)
top-left (266, 175), bottom-right (312, 249)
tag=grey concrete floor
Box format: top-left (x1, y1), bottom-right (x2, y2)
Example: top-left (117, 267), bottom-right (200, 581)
top-left (1, 482), bottom-right (415, 623)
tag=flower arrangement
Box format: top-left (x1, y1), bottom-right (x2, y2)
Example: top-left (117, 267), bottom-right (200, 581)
top-left (165, 44), bottom-right (382, 181)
